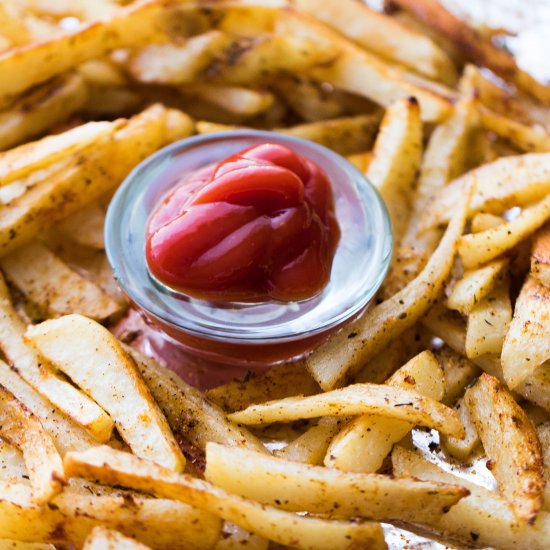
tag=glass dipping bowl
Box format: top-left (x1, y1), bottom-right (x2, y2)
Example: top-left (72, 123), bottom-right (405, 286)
top-left (105, 131), bottom-right (392, 367)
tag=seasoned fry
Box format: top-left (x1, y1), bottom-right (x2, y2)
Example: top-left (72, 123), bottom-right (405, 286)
top-left (441, 397), bottom-right (480, 460)
top-left (64, 446), bottom-right (387, 550)
top-left (502, 276), bottom-right (550, 388)
top-left (0, 73), bottom-right (88, 151)
top-left (0, 242), bottom-right (121, 320)
top-left (458, 195), bottom-right (550, 269)
top-left (366, 97), bottom-right (422, 244)
top-left (205, 442), bottom-right (468, 523)
top-left (304, 175), bottom-right (471, 389)
top-left (0, 275), bottom-right (114, 442)
top-left (228, 382), bottom-right (465, 438)
top-left (83, 527), bottom-right (150, 550)
top-left (532, 224), bottom-right (550, 287)
top-left (25, 315), bottom-right (185, 472)
top-left (324, 351), bottom-right (444, 472)
top-left (435, 346), bottom-right (480, 405)
top-left (464, 373), bottom-right (545, 524)
top-left (0, 384), bottom-right (64, 504)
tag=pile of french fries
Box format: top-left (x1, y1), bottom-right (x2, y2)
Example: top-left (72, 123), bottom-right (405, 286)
top-left (0, 0), bottom-right (550, 548)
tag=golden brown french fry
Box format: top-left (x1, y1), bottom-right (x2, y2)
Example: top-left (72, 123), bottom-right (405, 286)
top-left (0, 73), bottom-right (88, 151)
top-left (0, 242), bottom-right (121, 320)
top-left (422, 152), bottom-right (550, 230)
top-left (304, 174), bottom-right (471, 389)
top-left (83, 527), bottom-right (150, 550)
top-left (465, 280), bottom-right (512, 358)
top-left (0, 384), bottom-right (64, 504)
top-left (292, 0), bottom-right (456, 83)
top-left (532, 224), bottom-right (550, 287)
top-left (0, 275), bottom-right (114, 442)
top-left (0, 479), bottom-right (220, 549)
top-left (392, 445), bottom-right (550, 549)
top-left (205, 442), bottom-right (468, 523)
top-left (502, 276), bottom-right (550, 388)
top-left (26, 315), bottom-right (185, 472)
top-left (64, 446), bottom-right (387, 550)
top-left (447, 258), bottom-right (508, 315)
top-left (458, 195), bottom-right (550, 269)
top-left (228, 382), bottom-right (464, 438)
top-left (324, 351), bottom-right (444, 472)
top-left (207, 362), bottom-right (319, 413)
top-left (441, 397), bottom-right (480, 460)
top-left (128, 346), bottom-right (267, 455)
top-left (464, 373), bottom-right (545, 524)
top-left (366, 97), bottom-right (422, 244)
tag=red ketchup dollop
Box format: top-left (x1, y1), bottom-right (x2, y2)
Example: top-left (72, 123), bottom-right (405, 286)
top-left (145, 143), bottom-right (340, 301)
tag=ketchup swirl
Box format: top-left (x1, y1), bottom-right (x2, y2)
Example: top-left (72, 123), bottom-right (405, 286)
top-left (145, 143), bottom-right (340, 301)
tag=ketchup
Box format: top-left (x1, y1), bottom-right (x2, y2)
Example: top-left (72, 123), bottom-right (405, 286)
top-left (145, 144), bottom-right (340, 301)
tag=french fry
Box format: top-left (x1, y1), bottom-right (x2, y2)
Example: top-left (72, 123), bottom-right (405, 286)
top-left (25, 315), bottom-right (185, 472)
top-left (0, 104), bottom-right (193, 256)
top-left (214, 523), bottom-right (268, 550)
top-left (0, 542), bottom-right (54, 550)
top-left (275, 416), bottom-right (345, 465)
top-left (0, 439), bottom-right (27, 482)
top-left (0, 480), bottom-right (220, 549)
top-left (304, 174), bottom-right (471, 390)
top-left (458, 194), bottom-right (550, 269)
top-left (205, 442), bottom-right (468, 523)
top-left (324, 351), bottom-right (444, 473)
top-left (83, 527), bottom-right (150, 550)
top-left (292, 0), bottom-right (456, 83)
top-left (0, 242), bottom-right (121, 320)
top-left (366, 97), bottom-right (422, 245)
top-left (0, 73), bottom-right (88, 151)
top-left (532, 224), bottom-right (550, 287)
top-left (447, 258), bottom-right (508, 315)
top-left (435, 346), bottom-right (480, 405)
top-left (464, 373), bottom-right (545, 524)
top-left (0, 275), bottom-right (114, 442)
top-left (228, 382), bottom-right (465, 439)
top-left (465, 280), bottom-right (512, 358)
top-left (128, 346), bottom-right (267, 456)
top-left (441, 397), bottom-right (480, 461)
top-left (471, 212), bottom-right (505, 233)
top-left (207, 362), bottom-right (319, 413)
top-left (0, 384), bottom-right (64, 504)
top-left (422, 152), bottom-right (550, 231)
top-left (536, 422), bottom-right (550, 511)
top-left (64, 445), bottom-right (387, 550)
top-left (54, 202), bottom-right (105, 250)
top-left (392, 445), bottom-right (550, 549)
top-left (502, 276), bottom-right (550, 388)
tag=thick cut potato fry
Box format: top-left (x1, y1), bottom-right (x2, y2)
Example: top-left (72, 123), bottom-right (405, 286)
top-left (366, 97), bottom-right (422, 245)
top-left (128, 347), bottom-right (266, 456)
top-left (536, 423), bottom-right (550, 511)
top-left (275, 417), bottom-right (345, 465)
top-left (0, 480), bottom-right (219, 549)
top-left (228, 382), bottom-right (464, 438)
top-left (205, 442), bottom-right (468, 523)
top-left (465, 281), bottom-right (512, 358)
top-left (0, 73), bottom-right (88, 151)
top-left (25, 315), bottom-right (185, 472)
top-left (83, 527), bottom-right (150, 550)
top-left (292, 0), bottom-right (456, 83)
top-left (0, 0), bottom-right (168, 100)
top-left (435, 346), bottom-right (480, 405)
top-left (0, 104), bottom-right (193, 256)
top-left (0, 121), bottom-right (113, 187)
top-left (324, 351), bottom-right (444, 472)
top-left (64, 446), bottom-right (386, 550)
top-left (207, 362), bottom-right (319, 413)
top-left (464, 373), bottom-right (545, 524)
top-left (0, 242), bottom-right (121, 320)
top-left (392, 446), bottom-right (550, 549)
top-left (441, 397), bottom-right (480, 460)
top-left (458, 194), bottom-right (550, 269)
top-left (0, 384), bottom-right (64, 504)
top-left (502, 276), bottom-right (550, 388)
top-left (0, 275), bottom-right (114, 442)
top-left (532, 224), bottom-right (550, 287)
top-left (447, 258), bottom-right (508, 315)
top-left (304, 176), bottom-right (471, 389)
top-left (422, 153), bottom-right (550, 230)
